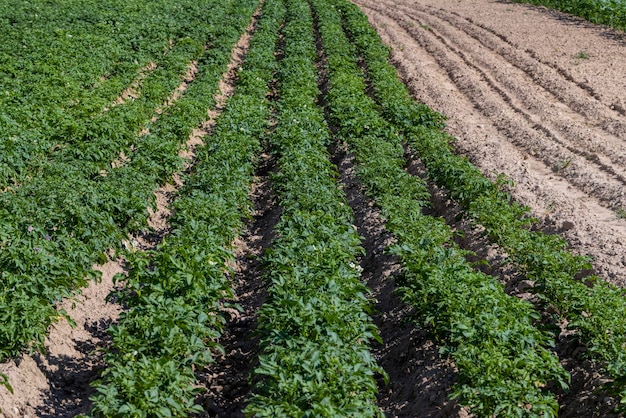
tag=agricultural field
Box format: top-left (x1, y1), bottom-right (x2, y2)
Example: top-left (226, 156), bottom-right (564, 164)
top-left (0, 0), bottom-right (626, 416)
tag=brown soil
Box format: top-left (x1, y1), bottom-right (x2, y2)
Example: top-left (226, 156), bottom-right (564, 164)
top-left (0, 262), bottom-right (122, 418)
top-left (139, 60), bottom-right (200, 137)
top-left (351, 0), bottom-right (626, 415)
top-left (3, 1), bottom-right (626, 416)
top-left (195, 154), bottom-right (279, 418)
top-left (106, 61), bottom-right (158, 111)
top-left (353, 0), bottom-right (626, 288)
top-left (332, 142), bottom-right (471, 417)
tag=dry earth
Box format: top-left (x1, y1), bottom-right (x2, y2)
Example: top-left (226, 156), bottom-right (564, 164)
top-left (354, 0), bottom-right (626, 287)
top-left (350, 0), bottom-right (626, 415)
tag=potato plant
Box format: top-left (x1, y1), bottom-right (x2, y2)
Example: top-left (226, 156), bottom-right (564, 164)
top-left (244, 0), bottom-right (383, 415)
top-left (2, 0), bottom-right (623, 415)
top-left (89, 0), bottom-right (282, 415)
top-left (0, 0), bottom-right (226, 190)
top-left (334, 0), bottom-right (626, 410)
top-left (0, 0), bottom-right (259, 375)
top-left (310, 0), bottom-right (569, 415)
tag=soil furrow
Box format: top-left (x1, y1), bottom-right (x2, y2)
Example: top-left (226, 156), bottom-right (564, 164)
top-left (349, 1), bottom-right (626, 413)
top-left (139, 60), bottom-right (200, 137)
top-left (409, 4), bottom-right (626, 175)
top-left (429, 5), bottom-right (626, 136)
top-left (402, 148), bottom-right (621, 418)
top-left (332, 142), bottom-right (469, 418)
top-left (195, 154), bottom-right (278, 418)
top-left (353, 0), bottom-right (626, 286)
top-left (361, 0), bottom-right (626, 213)
top-left (0, 262), bottom-right (123, 418)
top-left (105, 62), bottom-right (159, 112)
top-left (347, 6), bottom-right (624, 411)
top-left (438, 1), bottom-right (626, 116)
top-left (314, 6), bottom-right (465, 415)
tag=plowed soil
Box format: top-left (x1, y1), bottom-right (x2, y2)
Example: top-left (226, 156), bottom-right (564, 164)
top-left (353, 0), bottom-right (626, 287)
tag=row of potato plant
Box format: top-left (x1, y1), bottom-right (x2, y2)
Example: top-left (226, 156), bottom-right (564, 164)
top-left (510, 0), bottom-right (626, 31)
top-left (334, 0), bottom-right (626, 409)
top-left (310, 0), bottom-right (569, 415)
top-left (88, 0), bottom-right (281, 414)
top-left (0, 0), bottom-right (260, 391)
top-left (0, 0), bottom-right (226, 190)
top-left (244, 0), bottom-right (383, 415)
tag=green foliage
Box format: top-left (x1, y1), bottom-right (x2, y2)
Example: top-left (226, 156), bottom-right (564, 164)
top-left (337, 0), bottom-right (626, 411)
top-left (0, 371), bottom-right (12, 394)
top-left (0, 0), bottom-right (260, 371)
top-left (574, 50), bottom-right (590, 60)
top-left (88, 0), bottom-right (282, 415)
top-left (0, 0), bottom-right (220, 190)
top-left (244, 0), bottom-right (383, 415)
top-left (313, 0), bottom-right (569, 415)
top-left (509, 0), bottom-right (626, 32)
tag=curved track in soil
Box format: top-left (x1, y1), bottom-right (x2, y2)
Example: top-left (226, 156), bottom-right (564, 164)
top-left (354, 0), bottom-right (626, 286)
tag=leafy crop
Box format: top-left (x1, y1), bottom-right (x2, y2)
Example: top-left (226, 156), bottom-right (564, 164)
top-left (244, 0), bottom-right (383, 415)
top-left (4, 0), bottom-right (624, 414)
top-left (0, 0), bottom-right (260, 382)
top-left (337, 0), bottom-right (626, 411)
top-left (509, 0), bottom-right (626, 32)
top-left (311, 0), bottom-right (569, 415)
top-left (89, 0), bottom-right (280, 415)
top-left (0, 0), bottom-right (225, 191)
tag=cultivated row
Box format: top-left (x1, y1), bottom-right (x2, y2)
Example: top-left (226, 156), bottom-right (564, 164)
top-left (89, 0), bottom-right (281, 414)
top-left (245, 0), bottom-right (383, 415)
top-left (0, 0), bottom-right (225, 190)
top-left (312, 0), bottom-right (570, 415)
top-left (0, 0), bottom-right (260, 391)
top-left (335, 0), bottom-right (626, 411)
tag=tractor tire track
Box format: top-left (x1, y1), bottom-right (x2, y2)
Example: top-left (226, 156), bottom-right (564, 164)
top-left (358, 0), bottom-right (626, 212)
top-left (353, 0), bottom-right (626, 286)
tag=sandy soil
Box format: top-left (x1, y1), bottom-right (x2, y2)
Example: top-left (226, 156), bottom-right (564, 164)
top-left (0, 262), bottom-right (122, 418)
top-left (347, 0), bottom-right (626, 415)
top-left (353, 0), bottom-right (626, 287)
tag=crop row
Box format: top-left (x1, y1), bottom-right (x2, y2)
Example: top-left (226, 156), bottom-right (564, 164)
top-left (311, 0), bottom-right (571, 415)
top-left (0, 0), bottom-right (228, 190)
top-left (244, 0), bottom-right (383, 415)
top-left (510, 0), bottom-right (626, 32)
top-left (334, 0), bottom-right (626, 411)
top-left (0, 0), bottom-right (260, 391)
top-left (88, 0), bottom-right (280, 414)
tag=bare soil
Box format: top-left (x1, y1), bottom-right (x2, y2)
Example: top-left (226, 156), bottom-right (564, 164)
top-left (332, 142), bottom-right (471, 418)
top-left (195, 154), bottom-right (279, 418)
top-left (354, 0), bottom-right (626, 287)
top-left (0, 262), bottom-right (122, 418)
top-left (351, 0), bottom-right (626, 415)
